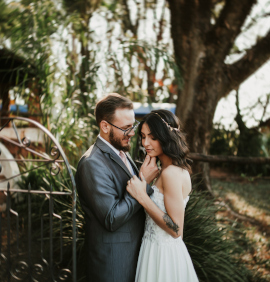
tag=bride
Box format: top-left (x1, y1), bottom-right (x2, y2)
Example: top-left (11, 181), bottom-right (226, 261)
top-left (126, 109), bottom-right (199, 282)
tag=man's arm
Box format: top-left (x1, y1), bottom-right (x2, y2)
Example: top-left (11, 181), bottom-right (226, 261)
top-left (76, 158), bottom-right (147, 232)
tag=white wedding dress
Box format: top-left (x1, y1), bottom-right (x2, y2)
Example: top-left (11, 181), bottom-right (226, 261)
top-left (135, 186), bottom-right (199, 282)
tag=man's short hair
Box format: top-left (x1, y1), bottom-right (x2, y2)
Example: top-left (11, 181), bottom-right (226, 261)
top-left (95, 93), bottom-right (133, 127)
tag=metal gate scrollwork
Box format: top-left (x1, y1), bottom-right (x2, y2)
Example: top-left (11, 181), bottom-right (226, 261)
top-left (0, 117), bottom-right (77, 282)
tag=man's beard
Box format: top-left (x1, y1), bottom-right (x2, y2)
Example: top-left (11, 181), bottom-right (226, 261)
top-left (109, 129), bottom-right (131, 152)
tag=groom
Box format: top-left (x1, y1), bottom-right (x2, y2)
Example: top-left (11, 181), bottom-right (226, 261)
top-left (75, 93), bottom-right (159, 282)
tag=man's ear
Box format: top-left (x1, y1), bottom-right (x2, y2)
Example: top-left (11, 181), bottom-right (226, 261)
top-left (100, 120), bottom-right (109, 134)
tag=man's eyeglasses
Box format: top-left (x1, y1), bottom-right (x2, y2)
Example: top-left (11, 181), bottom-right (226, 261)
top-left (106, 120), bottom-right (140, 136)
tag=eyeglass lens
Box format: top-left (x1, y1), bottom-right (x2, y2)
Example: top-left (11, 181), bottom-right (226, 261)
top-left (124, 122), bottom-right (139, 136)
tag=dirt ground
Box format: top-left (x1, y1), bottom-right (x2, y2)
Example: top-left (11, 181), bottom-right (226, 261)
top-left (210, 168), bottom-right (270, 280)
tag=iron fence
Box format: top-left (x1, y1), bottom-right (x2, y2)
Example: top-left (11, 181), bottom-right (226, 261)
top-left (0, 117), bottom-right (77, 281)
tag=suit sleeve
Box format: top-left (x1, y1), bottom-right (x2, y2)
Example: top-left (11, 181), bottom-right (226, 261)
top-left (76, 158), bottom-right (153, 232)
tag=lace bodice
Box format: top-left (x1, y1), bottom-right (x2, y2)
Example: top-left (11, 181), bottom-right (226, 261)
top-left (142, 185), bottom-right (189, 244)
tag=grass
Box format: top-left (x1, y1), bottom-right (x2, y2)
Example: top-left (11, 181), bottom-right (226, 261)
top-left (211, 175), bottom-right (270, 281)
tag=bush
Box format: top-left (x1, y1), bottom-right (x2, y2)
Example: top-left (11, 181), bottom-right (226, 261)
top-left (184, 190), bottom-right (261, 282)
top-left (210, 124), bottom-right (270, 176)
top-left (210, 125), bottom-right (239, 157)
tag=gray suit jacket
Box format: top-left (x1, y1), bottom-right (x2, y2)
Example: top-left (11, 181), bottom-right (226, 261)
top-left (75, 138), bottom-right (153, 282)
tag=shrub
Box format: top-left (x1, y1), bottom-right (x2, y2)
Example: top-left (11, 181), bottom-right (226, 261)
top-left (184, 190), bottom-right (260, 282)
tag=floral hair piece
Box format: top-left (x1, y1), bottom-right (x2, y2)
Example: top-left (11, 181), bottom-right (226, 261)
top-left (154, 113), bottom-right (180, 132)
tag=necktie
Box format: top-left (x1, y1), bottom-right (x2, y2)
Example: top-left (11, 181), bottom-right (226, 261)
top-left (119, 151), bottom-right (132, 174)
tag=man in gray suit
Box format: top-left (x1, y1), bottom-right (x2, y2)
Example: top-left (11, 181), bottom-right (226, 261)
top-left (75, 93), bottom-right (158, 282)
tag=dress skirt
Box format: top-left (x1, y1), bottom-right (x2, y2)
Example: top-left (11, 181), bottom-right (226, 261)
top-left (135, 186), bottom-right (199, 282)
top-left (135, 236), bottom-right (199, 282)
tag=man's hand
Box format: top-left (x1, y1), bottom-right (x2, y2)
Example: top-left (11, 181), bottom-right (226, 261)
top-left (126, 173), bottom-right (147, 204)
top-left (139, 155), bottom-right (159, 184)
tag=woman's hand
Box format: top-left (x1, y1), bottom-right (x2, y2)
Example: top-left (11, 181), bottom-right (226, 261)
top-left (139, 155), bottom-right (159, 184)
top-left (126, 172), bottom-right (147, 204)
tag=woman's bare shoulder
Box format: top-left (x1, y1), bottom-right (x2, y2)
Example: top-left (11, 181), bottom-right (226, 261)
top-left (162, 165), bottom-right (190, 180)
top-left (161, 165), bottom-right (191, 194)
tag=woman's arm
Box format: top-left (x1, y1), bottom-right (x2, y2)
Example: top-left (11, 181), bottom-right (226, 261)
top-left (127, 167), bottom-right (188, 238)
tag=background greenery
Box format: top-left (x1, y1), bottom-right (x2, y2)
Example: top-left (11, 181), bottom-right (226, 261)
top-left (1, 0), bottom-right (270, 281)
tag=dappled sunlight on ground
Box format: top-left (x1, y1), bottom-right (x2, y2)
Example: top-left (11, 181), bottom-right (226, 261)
top-left (211, 173), bottom-right (270, 280)
top-left (224, 191), bottom-right (270, 226)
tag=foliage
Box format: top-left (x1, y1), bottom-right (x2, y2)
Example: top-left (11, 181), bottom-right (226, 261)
top-left (236, 132), bottom-right (269, 176)
top-left (210, 123), bottom-right (239, 156)
top-left (210, 123), bottom-right (270, 176)
top-left (105, 39), bottom-right (183, 102)
top-left (1, 0), bottom-right (269, 279)
top-left (1, 0), bottom-right (270, 185)
top-left (0, 0), bottom-right (99, 165)
top-left (184, 190), bottom-right (256, 282)
top-left (0, 0), bottom-right (183, 169)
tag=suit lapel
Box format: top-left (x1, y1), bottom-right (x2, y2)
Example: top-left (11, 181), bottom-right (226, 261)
top-left (96, 138), bottom-right (132, 177)
top-left (110, 154), bottom-right (132, 177)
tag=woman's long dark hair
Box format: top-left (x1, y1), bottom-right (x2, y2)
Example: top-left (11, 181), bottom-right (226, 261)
top-left (138, 109), bottom-right (192, 173)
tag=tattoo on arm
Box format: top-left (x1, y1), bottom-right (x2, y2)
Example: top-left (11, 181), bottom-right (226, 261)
top-left (163, 214), bottom-right (179, 235)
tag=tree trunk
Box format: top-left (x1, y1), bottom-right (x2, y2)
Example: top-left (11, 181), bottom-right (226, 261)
top-left (183, 72), bottom-right (220, 191)
top-left (167, 0), bottom-right (270, 191)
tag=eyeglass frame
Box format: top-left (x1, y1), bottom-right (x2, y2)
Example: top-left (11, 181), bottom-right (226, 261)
top-left (105, 120), bottom-right (140, 136)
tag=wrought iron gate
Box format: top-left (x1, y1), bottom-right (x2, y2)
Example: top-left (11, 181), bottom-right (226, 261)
top-left (0, 117), bottom-right (77, 281)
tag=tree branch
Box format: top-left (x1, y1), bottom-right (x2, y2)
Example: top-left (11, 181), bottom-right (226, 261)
top-left (224, 29), bottom-right (270, 94)
top-left (259, 94), bottom-right (270, 122)
top-left (235, 88), bottom-right (248, 132)
top-left (167, 0), bottom-right (198, 70)
top-left (257, 117), bottom-right (270, 129)
top-left (156, 0), bottom-right (167, 42)
top-left (167, 0), bottom-right (196, 37)
top-left (122, 0), bottom-right (138, 36)
top-left (206, 0), bottom-right (256, 60)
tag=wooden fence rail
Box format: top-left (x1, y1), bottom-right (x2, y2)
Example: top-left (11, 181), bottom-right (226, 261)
top-left (189, 153), bottom-right (270, 164)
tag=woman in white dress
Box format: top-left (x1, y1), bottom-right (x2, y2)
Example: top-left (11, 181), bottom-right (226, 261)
top-left (126, 109), bottom-right (199, 282)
